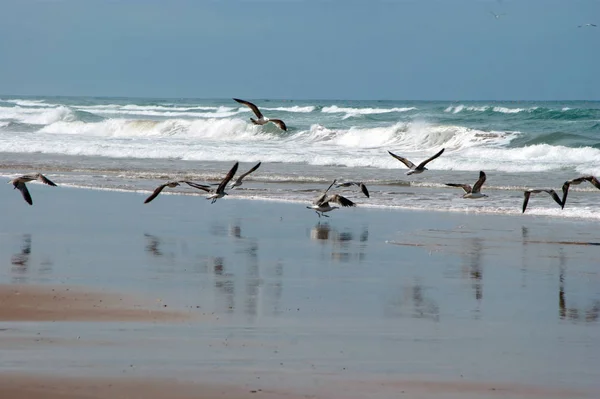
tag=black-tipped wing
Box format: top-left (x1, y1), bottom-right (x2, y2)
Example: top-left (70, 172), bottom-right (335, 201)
top-left (270, 119), bottom-right (287, 131)
top-left (417, 148), bottom-right (445, 169)
top-left (38, 174), bottom-right (57, 186)
top-left (523, 189), bottom-right (563, 213)
top-left (216, 162), bottom-right (239, 194)
top-left (561, 182), bottom-right (570, 209)
top-left (472, 171), bottom-right (486, 193)
top-left (233, 98), bottom-right (263, 119)
top-left (185, 181), bottom-right (210, 193)
top-left (359, 183), bottom-right (370, 198)
top-left (388, 151), bottom-right (415, 169)
top-left (560, 176), bottom-right (600, 208)
top-left (184, 181), bottom-right (211, 192)
top-left (546, 189), bottom-right (564, 208)
top-left (239, 162), bottom-right (262, 180)
top-left (588, 176), bottom-right (600, 189)
top-left (16, 182), bottom-right (32, 205)
top-left (144, 183), bottom-right (168, 204)
top-left (327, 194), bottom-right (356, 207)
top-left (446, 183), bottom-right (472, 194)
top-left (334, 182), bottom-right (370, 198)
top-left (313, 179), bottom-right (337, 205)
top-left (571, 176), bottom-right (600, 190)
top-left (522, 191), bottom-right (531, 213)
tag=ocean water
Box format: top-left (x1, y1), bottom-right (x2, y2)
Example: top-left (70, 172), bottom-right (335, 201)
top-left (1, 96), bottom-right (599, 219)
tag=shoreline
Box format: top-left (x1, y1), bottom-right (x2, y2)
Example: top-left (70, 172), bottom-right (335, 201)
top-left (1, 180), bottom-right (597, 222)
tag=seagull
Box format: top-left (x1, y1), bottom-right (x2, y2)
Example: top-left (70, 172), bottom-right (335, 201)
top-left (193, 162), bottom-right (239, 204)
top-left (334, 181), bottom-right (370, 198)
top-left (445, 171), bottom-right (488, 199)
top-left (522, 189), bottom-right (563, 213)
top-left (229, 161), bottom-right (261, 189)
top-left (307, 180), bottom-right (356, 218)
top-left (233, 98), bottom-right (287, 131)
top-left (8, 173), bottom-right (57, 205)
top-left (143, 181), bottom-right (211, 204)
top-left (578, 23), bottom-right (597, 28)
top-left (387, 148), bottom-right (445, 175)
top-left (490, 11), bottom-right (506, 19)
top-left (561, 176), bottom-right (600, 209)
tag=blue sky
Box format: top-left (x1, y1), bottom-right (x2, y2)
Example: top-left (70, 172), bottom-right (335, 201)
top-left (0, 0), bottom-right (598, 100)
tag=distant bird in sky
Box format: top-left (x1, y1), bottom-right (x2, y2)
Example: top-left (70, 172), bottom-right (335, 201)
top-left (490, 11), bottom-right (506, 19)
top-left (578, 23), bottom-right (597, 28)
top-left (388, 148), bottom-right (445, 176)
top-left (445, 171), bottom-right (488, 199)
top-left (522, 189), bottom-right (563, 213)
top-left (233, 98), bottom-right (287, 131)
top-left (560, 176), bottom-right (600, 209)
top-left (8, 173), bottom-right (57, 205)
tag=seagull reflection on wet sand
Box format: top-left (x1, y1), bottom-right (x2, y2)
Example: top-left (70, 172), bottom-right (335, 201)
top-left (8, 234), bottom-right (53, 283)
top-left (461, 237), bottom-right (483, 303)
top-left (386, 279), bottom-right (440, 322)
top-left (387, 224), bottom-right (600, 324)
top-left (144, 233), bottom-right (163, 257)
top-left (11, 233), bottom-right (31, 268)
top-left (559, 249), bottom-right (600, 323)
top-left (309, 223), bottom-right (368, 263)
top-left (208, 256), bottom-right (235, 313)
top-left (202, 221), bottom-right (284, 318)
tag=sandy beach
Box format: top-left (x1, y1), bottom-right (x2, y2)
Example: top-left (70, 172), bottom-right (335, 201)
top-left (1, 186), bottom-right (599, 398)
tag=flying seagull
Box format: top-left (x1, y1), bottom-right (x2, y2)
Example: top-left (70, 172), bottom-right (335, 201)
top-left (561, 176), bottom-right (600, 209)
top-left (490, 11), bottom-right (506, 19)
top-left (190, 162), bottom-right (239, 204)
top-left (144, 181), bottom-right (211, 204)
top-left (307, 179), bottom-right (356, 218)
top-left (388, 148), bottom-right (445, 175)
top-left (445, 171), bottom-right (488, 199)
top-left (578, 23), bottom-right (597, 28)
top-left (522, 189), bottom-right (563, 214)
top-left (335, 181), bottom-right (370, 198)
top-left (233, 98), bottom-right (287, 131)
top-left (230, 161), bottom-right (261, 189)
top-left (8, 173), bottom-right (57, 205)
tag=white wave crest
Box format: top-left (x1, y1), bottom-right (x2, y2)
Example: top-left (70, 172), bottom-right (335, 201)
top-left (37, 117), bottom-right (272, 141)
top-left (444, 104), bottom-right (538, 114)
top-left (444, 105), bottom-right (488, 113)
top-left (1, 99), bottom-right (56, 108)
top-left (0, 105), bottom-right (75, 124)
top-left (74, 108), bottom-right (242, 119)
top-left (262, 106), bottom-right (315, 113)
top-left (321, 105), bottom-right (417, 119)
top-left (75, 104), bottom-right (228, 112)
top-left (432, 144), bottom-right (600, 173)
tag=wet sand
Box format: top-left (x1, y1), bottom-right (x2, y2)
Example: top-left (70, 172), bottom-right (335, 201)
top-left (0, 285), bottom-right (191, 322)
top-left (1, 186), bottom-right (599, 398)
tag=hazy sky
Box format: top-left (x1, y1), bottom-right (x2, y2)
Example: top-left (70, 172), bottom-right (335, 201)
top-left (0, 0), bottom-right (598, 100)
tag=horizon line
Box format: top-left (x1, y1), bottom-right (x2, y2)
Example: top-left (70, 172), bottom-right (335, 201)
top-left (1, 94), bottom-right (599, 102)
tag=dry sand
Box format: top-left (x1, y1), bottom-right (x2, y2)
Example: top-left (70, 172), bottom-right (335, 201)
top-left (0, 284), bottom-right (191, 322)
